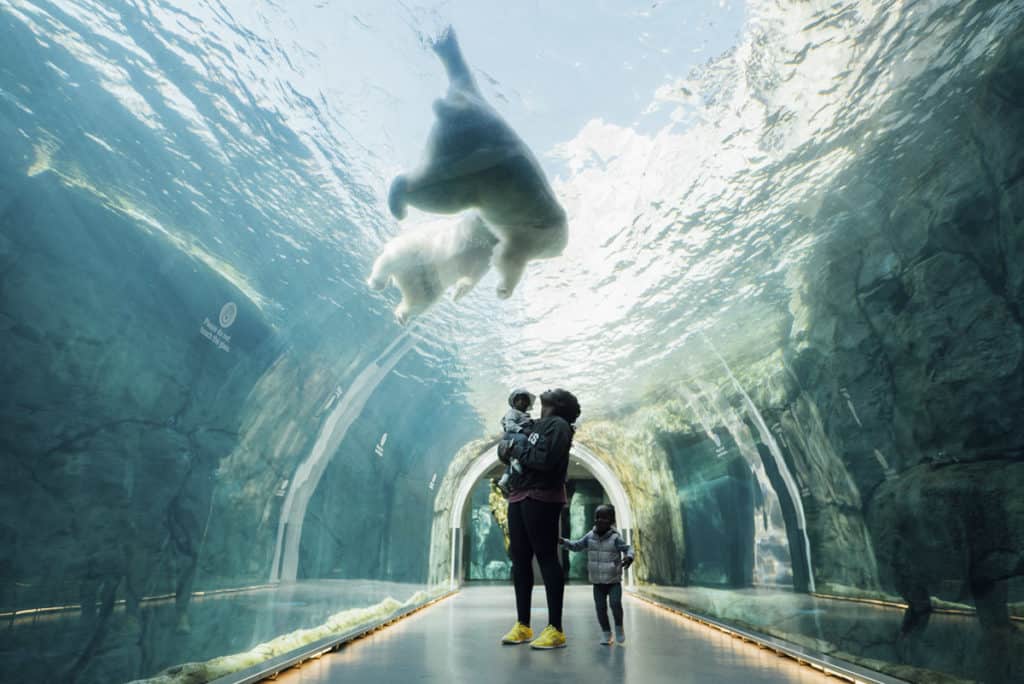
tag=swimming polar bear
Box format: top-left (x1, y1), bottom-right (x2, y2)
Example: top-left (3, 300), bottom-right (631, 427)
top-left (387, 27), bottom-right (568, 299)
top-left (367, 212), bottom-right (498, 324)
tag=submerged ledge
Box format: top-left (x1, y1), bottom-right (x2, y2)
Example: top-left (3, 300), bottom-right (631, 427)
top-left (634, 585), bottom-right (994, 684)
top-left (129, 587), bottom-right (451, 684)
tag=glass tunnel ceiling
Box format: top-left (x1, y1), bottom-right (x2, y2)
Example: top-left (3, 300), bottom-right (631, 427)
top-left (11, 0), bottom-right (794, 418)
top-left (5, 0), bottom-right (997, 416)
top-left (3, 0), bottom-right (1024, 683)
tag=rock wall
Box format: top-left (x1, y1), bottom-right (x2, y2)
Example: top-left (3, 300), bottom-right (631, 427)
top-left (0, 171), bottom-right (286, 682)
top-left (0, 173), bottom-right (275, 618)
top-left (771, 391), bottom-right (879, 591)
top-left (773, 20), bottom-right (1024, 612)
top-left (297, 367), bottom-right (483, 583)
top-left (571, 19), bottom-right (1024, 682)
top-left (868, 461), bottom-right (1024, 630)
top-left (577, 408), bottom-right (688, 586)
top-left (0, 168), bottom-right (481, 683)
top-left (427, 437), bottom-right (498, 586)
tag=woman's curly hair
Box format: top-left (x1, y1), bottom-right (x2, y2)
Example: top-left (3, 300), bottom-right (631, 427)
top-left (539, 388), bottom-right (581, 424)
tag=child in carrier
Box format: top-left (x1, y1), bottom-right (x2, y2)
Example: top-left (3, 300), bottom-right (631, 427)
top-left (560, 504), bottom-right (634, 645)
top-left (492, 388), bottom-right (535, 496)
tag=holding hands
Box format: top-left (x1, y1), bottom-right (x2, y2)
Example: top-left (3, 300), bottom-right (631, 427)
top-left (559, 535), bottom-right (634, 569)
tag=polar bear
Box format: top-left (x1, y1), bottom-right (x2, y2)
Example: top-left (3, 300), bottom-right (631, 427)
top-left (367, 212), bottom-right (498, 324)
top-left (387, 27), bottom-right (568, 299)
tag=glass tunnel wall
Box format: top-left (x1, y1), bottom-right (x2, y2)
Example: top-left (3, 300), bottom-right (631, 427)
top-left (0, 2), bottom-right (486, 682)
top-left (2, 2), bottom-right (1024, 684)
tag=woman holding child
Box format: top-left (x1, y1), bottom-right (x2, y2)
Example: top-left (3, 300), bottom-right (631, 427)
top-left (497, 388), bottom-right (581, 650)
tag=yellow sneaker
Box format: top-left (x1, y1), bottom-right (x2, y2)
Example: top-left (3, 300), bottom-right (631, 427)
top-left (529, 624), bottom-right (567, 649)
top-left (501, 621), bottom-right (533, 644)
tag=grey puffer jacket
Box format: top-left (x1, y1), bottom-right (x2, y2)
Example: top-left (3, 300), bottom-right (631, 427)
top-left (563, 527), bottom-right (634, 584)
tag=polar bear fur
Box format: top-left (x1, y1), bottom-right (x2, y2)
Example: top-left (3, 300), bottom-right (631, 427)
top-left (387, 27), bottom-right (568, 299)
top-left (367, 212), bottom-right (498, 324)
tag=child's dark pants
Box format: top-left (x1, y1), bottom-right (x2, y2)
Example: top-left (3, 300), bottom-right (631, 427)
top-left (593, 582), bottom-right (623, 631)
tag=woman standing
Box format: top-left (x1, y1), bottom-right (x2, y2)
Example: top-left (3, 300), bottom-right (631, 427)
top-left (498, 388), bottom-right (581, 650)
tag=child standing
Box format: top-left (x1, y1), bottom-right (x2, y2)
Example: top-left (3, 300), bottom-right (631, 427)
top-left (560, 504), bottom-right (634, 645)
top-left (493, 388), bottom-right (535, 495)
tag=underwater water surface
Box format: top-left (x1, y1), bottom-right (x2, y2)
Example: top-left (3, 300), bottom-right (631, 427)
top-left (2, 0), bottom-right (1024, 682)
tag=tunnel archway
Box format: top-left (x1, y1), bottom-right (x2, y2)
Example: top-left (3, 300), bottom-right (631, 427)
top-left (268, 333), bottom-right (415, 582)
top-left (443, 440), bottom-right (635, 589)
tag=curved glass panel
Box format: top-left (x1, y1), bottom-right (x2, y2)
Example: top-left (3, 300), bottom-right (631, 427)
top-left (2, 1), bottom-right (1022, 683)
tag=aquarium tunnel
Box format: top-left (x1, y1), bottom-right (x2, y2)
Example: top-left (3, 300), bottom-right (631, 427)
top-left (2, 0), bottom-right (1023, 683)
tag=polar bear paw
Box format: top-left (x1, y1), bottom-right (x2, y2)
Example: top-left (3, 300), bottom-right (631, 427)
top-left (388, 175), bottom-right (409, 220)
top-left (452, 277), bottom-right (477, 301)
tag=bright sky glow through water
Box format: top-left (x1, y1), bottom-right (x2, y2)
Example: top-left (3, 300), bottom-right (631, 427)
top-left (3, 0), bottom-right (1018, 423)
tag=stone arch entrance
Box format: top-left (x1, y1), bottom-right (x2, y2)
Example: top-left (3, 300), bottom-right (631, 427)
top-left (441, 441), bottom-right (635, 589)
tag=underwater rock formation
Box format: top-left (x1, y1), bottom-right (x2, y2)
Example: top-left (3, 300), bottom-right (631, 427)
top-left (773, 19), bottom-right (1024, 616)
top-left (0, 171), bottom-right (275, 683)
top-left (487, 480), bottom-right (510, 553)
top-left (427, 436), bottom-right (499, 586)
top-left (767, 389), bottom-right (880, 591)
top-left (127, 590), bottom-right (437, 684)
top-left (576, 414), bottom-right (687, 586)
top-left (0, 169), bottom-right (479, 683)
top-left (868, 461), bottom-right (1024, 634)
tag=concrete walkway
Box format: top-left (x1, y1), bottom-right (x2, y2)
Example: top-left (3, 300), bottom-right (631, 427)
top-left (276, 585), bottom-right (829, 684)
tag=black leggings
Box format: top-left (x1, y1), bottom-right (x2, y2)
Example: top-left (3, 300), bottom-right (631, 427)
top-left (508, 498), bottom-right (564, 631)
top-left (593, 582), bottom-right (623, 631)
